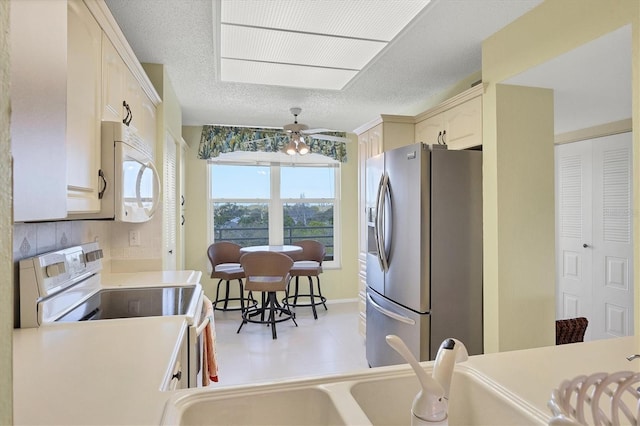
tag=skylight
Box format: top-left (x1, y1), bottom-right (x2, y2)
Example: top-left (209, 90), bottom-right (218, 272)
top-left (219, 0), bottom-right (431, 90)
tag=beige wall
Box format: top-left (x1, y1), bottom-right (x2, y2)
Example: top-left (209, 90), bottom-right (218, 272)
top-left (181, 126), bottom-right (360, 302)
top-left (481, 0), bottom-right (640, 352)
top-left (1, 0), bottom-right (12, 423)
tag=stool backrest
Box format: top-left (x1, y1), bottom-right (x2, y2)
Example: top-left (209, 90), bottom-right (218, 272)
top-left (291, 240), bottom-right (326, 263)
top-left (240, 251), bottom-right (293, 292)
top-left (207, 242), bottom-right (242, 268)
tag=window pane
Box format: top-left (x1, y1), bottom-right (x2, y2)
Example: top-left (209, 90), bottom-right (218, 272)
top-left (211, 165), bottom-right (270, 199)
top-left (281, 167), bottom-right (334, 199)
top-left (213, 202), bottom-right (269, 246)
top-left (283, 202), bottom-right (334, 260)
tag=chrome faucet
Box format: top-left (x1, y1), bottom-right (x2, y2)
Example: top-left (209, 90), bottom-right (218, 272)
top-left (626, 354), bottom-right (640, 361)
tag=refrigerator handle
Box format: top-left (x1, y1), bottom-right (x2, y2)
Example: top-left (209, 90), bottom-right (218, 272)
top-left (378, 173), bottom-right (390, 271)
top-left (367, 293), bottom-right (416, 325)
top-left (374, 173), bottom-right (386, 271)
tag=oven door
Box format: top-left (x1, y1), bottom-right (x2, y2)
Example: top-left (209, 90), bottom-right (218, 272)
top-left (188, 291), bottom-right (208, 388)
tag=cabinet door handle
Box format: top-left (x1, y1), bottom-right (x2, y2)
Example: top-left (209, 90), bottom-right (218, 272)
top-left (122, 101), bottom-right (132, 126)
top-left (98, 169), bottom-right (107, 200)
top-left (181, 195), bottom-right (185, 206)
top-left (181, 215), bottom-right (185, 226)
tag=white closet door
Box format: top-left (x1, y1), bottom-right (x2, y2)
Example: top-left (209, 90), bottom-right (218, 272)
top-left (591, 132), bottom-right (633, 339)
top-left (556, 140), bottom-right (593, 336)
top-left (555, 132), bottom-right (633, 342)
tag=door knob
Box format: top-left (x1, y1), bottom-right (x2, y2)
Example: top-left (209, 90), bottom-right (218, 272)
top-left (583, 243), bottom-right (590, 248)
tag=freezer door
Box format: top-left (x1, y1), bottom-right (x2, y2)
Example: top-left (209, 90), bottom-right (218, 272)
top-left (384, 143), bottom-right (430, 313)
top-left (365, 287), bottom-right (430, 367)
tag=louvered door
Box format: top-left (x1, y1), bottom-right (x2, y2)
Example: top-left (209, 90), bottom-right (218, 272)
top-left (164, 131), bottom-right (177, 270)
top-left (556, 140), bottom-right (593, 338)
top-left (555, 132), bottom-right (633, 341)
top-left (591, 133), bottom-right (633, 339)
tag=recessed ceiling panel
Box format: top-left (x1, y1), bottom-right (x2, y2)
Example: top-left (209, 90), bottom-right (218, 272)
top-left (221, 0), bottom-right (431, 41)
top-left (221, 58), bottom-right (358, 90)
top-left (221, 25), bottom-right (387, 70)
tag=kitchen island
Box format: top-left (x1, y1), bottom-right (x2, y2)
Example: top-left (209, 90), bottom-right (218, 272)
top-left (13, 320), bottom-right (639, 424)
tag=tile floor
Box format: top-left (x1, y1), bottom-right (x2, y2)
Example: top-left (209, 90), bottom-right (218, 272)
top-left (210, 300), bottom-right (370, 388)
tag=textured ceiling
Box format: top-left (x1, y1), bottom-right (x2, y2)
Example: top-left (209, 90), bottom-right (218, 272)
top-left (104, 0), bottom-right (544, 132)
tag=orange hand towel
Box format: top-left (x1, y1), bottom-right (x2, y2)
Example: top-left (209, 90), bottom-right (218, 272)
top-left (202, 296), bottom-right (219, 385)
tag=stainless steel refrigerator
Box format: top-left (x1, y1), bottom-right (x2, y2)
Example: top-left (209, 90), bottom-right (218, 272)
top-left (365, 142), bottom-right (483, 368)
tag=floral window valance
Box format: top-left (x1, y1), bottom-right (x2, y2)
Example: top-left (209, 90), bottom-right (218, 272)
top-left (198, 125), bottom-right (348, 163)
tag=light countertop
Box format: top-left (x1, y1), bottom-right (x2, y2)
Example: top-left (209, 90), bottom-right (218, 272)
top-left (465, 335), bottom-right (639, 416)
top-left (13, 316), bottom-right (187, 425)
top-left (13, 306), bottom-right (640, 425)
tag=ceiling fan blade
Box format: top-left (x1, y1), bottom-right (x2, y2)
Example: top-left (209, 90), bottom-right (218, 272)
top-left (306, 134), bottom-right (350, 143)
top-left (302, 128), bottom-right (333, 135)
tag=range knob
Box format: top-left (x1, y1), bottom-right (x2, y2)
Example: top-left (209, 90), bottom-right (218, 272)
top-left (45, 262), bottom-right (66, 278)
top-left (85, 249), bottom-right (103, 263)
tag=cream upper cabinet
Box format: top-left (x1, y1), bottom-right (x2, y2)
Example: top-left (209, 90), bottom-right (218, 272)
top-left (442, 95), bottom-right (482, 150)
top-left (102, 35), bottom-right (127, 123)
top-left (102, 37), bottom-right (157, 149)
top-left (10, 0), bottom-right (68, 222)
top-left (414, 114), bottom-right (443, 146)
top-left (414, 85), bottom-right (484, 150)
top-left (139, 91), bottom-right (158, 154)
top-left (124, 69), bottom-right (143, 127)
top-left (66, 0), bottom-right (102, 214)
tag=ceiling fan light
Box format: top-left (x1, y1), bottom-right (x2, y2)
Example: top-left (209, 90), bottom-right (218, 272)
top-left (297, 141), bottom-right (309, 155)
top-left (286, 140), bottom-right (297, 155)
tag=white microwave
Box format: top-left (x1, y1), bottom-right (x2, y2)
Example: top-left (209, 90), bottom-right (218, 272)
top-left (69, 121), bottom-right (160, 222)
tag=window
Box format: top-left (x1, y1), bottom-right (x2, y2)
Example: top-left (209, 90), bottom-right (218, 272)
top-left (209, 160), bottom-right (340, 266)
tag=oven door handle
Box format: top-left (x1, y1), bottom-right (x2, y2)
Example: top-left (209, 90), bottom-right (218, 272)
top-left (195, 312), bottom-right (210, 336)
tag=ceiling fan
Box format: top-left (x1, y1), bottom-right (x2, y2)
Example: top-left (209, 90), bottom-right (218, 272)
top-left (280, 107), bottom-right (349, 155)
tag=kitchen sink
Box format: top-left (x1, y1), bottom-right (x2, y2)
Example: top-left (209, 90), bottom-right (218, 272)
top-left (163, 386), bottom-right (349, 426)
top-left (349, 367), bottom-right (546, 425)
top-left (57, 286), bottom-right (197, 322)
top-left (161, 365), bottom-right (548, 426)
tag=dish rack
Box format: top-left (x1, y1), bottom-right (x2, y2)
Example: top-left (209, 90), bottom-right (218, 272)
top-left (548, 371), bottom-right (640, 425)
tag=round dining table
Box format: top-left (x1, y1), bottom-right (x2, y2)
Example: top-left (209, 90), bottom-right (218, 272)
top-left (239, 245), bottom-right (303, 254)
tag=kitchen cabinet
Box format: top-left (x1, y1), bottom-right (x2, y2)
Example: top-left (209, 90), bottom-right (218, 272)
top-left (414, 84), bottom-right (483, 150)
top-left (66, 0), bottom-right (102, 214)
top-left (166, 329), bottom-right (188, 390)
top-left (355, 117), bottom-right (414, 336)
top-left (10, 0), bottom-right (68, 222)
top-left (102, 36), bottom-right (157, 152)
top-left (101, 34), bottom-right (127, 124)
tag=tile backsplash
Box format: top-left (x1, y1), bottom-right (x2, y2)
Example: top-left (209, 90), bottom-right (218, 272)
top-left (13, 220), bottom-right (112, 263)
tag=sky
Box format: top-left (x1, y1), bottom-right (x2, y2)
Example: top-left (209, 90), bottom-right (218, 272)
top-left (211, 164), bottom-right (336, 199)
